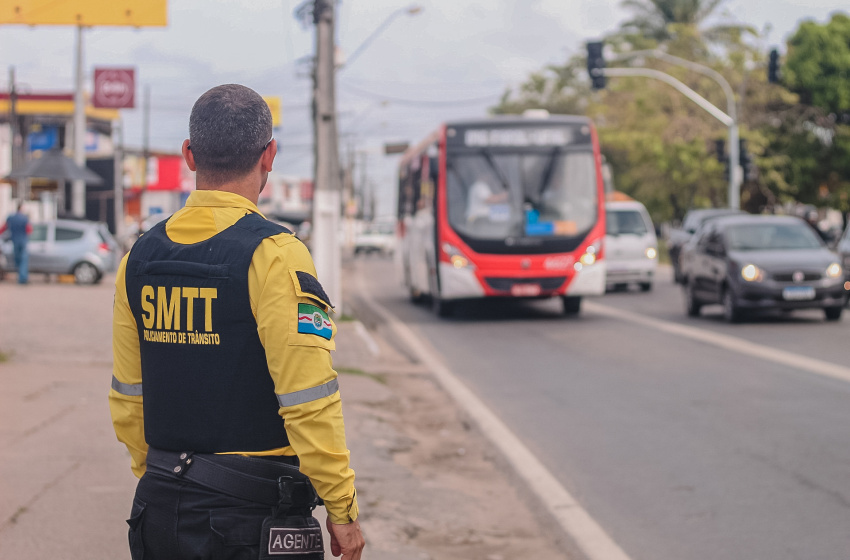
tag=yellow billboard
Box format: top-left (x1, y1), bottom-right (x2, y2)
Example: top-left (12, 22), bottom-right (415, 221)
top-left (1, 1), bottom-right (167, 27)
top-left (263, 96), bottom-right (282, 128)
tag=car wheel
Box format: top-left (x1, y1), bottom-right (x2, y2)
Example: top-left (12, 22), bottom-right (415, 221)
top-left (824, 306), bottom-right (843, 321)
top-left (73, 262), bottom-right (101, 285)
top-left (722, 288), bottom-right (743, 323)
top-left (640, 282), bottom-right (652, 292)
top-left (562, 296), bottom-right (582, 315)
top-left (684, 280), bottom-right (701, 317)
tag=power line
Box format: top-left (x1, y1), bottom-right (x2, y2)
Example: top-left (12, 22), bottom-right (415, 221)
top-left (340, 83), bottom-right (501, 107)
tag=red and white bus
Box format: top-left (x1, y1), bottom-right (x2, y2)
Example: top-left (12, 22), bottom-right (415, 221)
top-left (396, 114), bottom-right (607, 316)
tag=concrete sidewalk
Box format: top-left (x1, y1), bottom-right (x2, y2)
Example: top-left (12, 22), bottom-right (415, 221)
top-left (0, 268), bottom-right (566, 559)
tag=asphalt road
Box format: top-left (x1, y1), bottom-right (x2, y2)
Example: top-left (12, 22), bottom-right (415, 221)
top-left (354, 257), bottom-right (850, 560)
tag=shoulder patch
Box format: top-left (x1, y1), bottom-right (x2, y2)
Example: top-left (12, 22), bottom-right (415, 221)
top-left (297, 303), bottom-right (333, 340)
top-left (295, 271), bottom-right (334, 309)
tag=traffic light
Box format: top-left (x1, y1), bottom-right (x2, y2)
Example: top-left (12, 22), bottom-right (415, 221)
top-left (714, 139), bottom-right (725, 162)
top-left (768, 49), bottom-right (780, 83)
top-left (739, 138), bottom-right (758, 181)
top-left (586, 41), bottom-right (606, 90)
top-left (714, 139), bottom-right (730, 180)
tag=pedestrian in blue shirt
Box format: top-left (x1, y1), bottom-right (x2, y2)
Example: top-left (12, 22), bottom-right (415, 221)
top-left (1, 202), bottom-right (32, 284)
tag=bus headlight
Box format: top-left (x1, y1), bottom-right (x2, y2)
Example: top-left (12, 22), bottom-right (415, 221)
top-left (826, 262), bottom-right (842, 278)
top-left (578, 240), bottom-right (602, 267)
top-left (645, 247), bottom-right (657, 259)
top-left (741, 264), bottom-right (764, 282)
top-left (442, 243), bottom-right (475, 269)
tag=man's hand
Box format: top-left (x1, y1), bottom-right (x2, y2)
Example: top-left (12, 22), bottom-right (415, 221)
top-left (326, 517), bottom-right (365, 560)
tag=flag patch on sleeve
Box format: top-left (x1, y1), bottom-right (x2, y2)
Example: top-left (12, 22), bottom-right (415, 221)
top-left (297, 303), bottom-right (333, 340)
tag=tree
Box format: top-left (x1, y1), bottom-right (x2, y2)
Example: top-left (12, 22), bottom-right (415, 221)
top-left (784, 13), bottom-right (850, 115)
top-left (619, 0), bottom-right (755, 50)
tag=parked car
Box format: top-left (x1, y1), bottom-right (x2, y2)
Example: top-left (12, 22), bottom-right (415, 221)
top-left (833, 221), bottom-right (850, 301)
top-left (681, 214), bottom-right (846, 322)
top-left (0, 219), bottom-right (120, 284)
top-left (605, 200), bottom-right (658, 291)
top-left (354, 221), bottom-right (396, 256)
top-left (668, 208), bottom-right (744, 283)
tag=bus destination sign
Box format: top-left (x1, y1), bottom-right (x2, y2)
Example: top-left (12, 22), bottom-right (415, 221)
top-left (447, 124), bottom-right (589, 149)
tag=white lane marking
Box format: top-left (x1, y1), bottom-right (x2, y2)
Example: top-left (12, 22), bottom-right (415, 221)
top-left (356, 281), bottom-right (634, 560)
top-left (353, 320), bottom-right (381, 357)
top-left (585, 301), bottom-right (850, 384)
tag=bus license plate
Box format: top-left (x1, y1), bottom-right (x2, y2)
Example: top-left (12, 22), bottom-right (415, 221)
top-left (511, 283), bottom-right (541, 297)
top-left (783, 286), bottom-right (815, 301)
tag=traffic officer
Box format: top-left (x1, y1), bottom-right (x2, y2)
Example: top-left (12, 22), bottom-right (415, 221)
top-left (109, 84), bottom-right (364, 560)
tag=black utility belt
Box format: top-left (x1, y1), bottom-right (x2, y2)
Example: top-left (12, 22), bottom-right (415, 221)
top-left (146, 448), bottom-right (320, 508)
top-left (147, 448), bottom-right (325, 558)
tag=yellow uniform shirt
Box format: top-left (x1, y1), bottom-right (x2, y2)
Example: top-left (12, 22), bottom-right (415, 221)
top-left (109, 190), bottom-right (358, 524)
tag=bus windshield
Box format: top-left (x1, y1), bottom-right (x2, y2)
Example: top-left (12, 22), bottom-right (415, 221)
top-left (446, 150), bottom-right (598, 241)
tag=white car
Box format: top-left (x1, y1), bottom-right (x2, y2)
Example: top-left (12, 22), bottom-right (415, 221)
top-left (605, 200), bottom-right (658, 291)
top-left (354, 222), bottom-right (396, 256)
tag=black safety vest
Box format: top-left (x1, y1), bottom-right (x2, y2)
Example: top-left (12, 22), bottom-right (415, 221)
top-left (126, 213), bottom-right (292, 453)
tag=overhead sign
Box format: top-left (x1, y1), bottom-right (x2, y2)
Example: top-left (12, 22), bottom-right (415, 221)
top-left (93, 68), bottom-right (135, 108)
top-left (1, 1), bottom-right (167, 26)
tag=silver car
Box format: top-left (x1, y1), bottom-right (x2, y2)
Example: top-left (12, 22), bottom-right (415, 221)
top-left (0, 219), bottom-right (120, 284)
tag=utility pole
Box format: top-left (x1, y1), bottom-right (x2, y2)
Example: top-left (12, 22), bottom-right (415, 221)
top-left (142, 84), bottom-right (151, 187)
top-left (113, 118), bottom-right (124, 239)
top-left (8, 66), bottom-right (23, 200)
top-left (312, 0), bottom-right (343, 311)
top-left (71, 24), bottom-right (86, 218)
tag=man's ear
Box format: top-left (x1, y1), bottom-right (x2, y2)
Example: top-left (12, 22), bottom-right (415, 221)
top-left (260, 139), bottom-right (277, 173)
top-left (182, 139), bottom-right (196, 171)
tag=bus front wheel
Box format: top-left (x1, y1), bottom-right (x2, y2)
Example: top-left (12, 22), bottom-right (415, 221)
top-left (562, 296), bottom-right (582, 315)
top-left (432, 295), bottom-right (454, 317)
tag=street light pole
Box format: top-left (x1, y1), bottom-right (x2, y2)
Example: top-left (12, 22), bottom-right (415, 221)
top-left (340, 5), bottom-right (422, 71)
top-left (600, 67), bottom-right (738, 205)
top-left (609, 49), bottom-right (741, 209)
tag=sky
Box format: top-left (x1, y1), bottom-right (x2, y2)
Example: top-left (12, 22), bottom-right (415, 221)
top-left (1, 0), bottom-right (847, 217)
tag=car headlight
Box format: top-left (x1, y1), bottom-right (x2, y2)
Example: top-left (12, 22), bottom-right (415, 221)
top-left (645, 247), bottom-right (657, 259)
top-left (741, 264), bottom-right (764, 282)
top-left (826, 262), bottom-right (842, 278)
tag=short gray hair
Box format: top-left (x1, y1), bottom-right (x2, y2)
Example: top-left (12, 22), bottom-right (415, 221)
top-left (188, 84), bottom-right (273, 182)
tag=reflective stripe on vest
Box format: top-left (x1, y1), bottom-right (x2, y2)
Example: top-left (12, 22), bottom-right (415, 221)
top-left (112, 376), bottom-right (143, 396)
top-left (277, 378), bottom-right (339, 407)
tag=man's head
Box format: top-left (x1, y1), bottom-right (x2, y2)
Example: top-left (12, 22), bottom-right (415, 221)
top-left (185, 84), bottom-right (274, 187)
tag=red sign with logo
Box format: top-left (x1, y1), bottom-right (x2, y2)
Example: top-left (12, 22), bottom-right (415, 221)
top-left (93, 68), bottom-right (135, 109)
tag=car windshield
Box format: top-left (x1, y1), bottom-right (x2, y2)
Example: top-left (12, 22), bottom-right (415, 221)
top-left (726, 223), bottom-right (824, 250)
top-left (446, 150), bottom-right (597, 240)
top-left (607, 209), bottom-right (648, 235)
